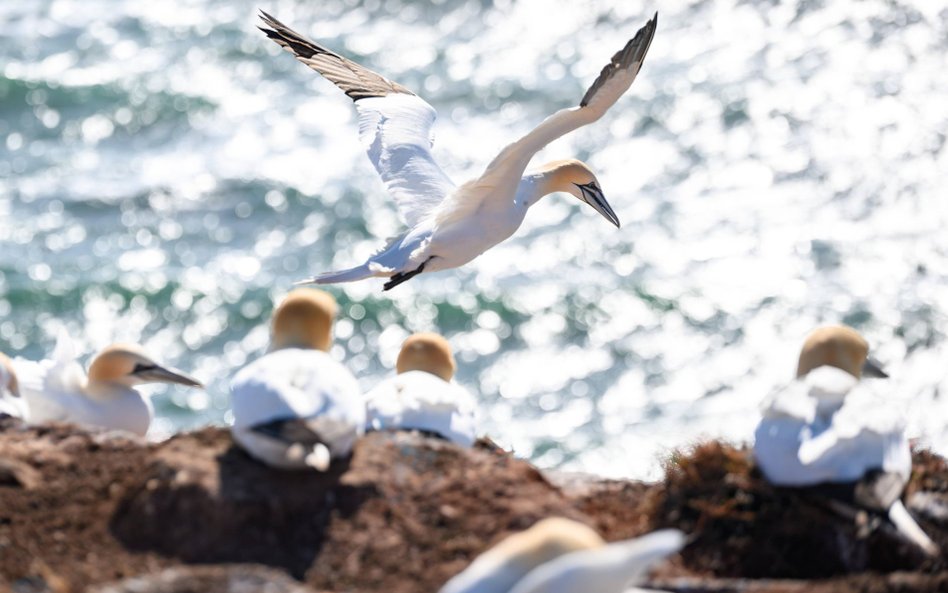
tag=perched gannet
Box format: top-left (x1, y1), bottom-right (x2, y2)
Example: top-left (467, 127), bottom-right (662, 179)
top-left (259, 11), bottom-right (657, 290)
top-left (438, 518), bottom-right (604, 593)
top-left (508, 529), bottom-right (686, 593)
top-left (754, 325), bottom-right (938, 555)
top-left (12, 334), bottom-right (201, 436)
top-left (364, 332), bottom-right (477, 446)
top-left (0, 352), bottom-right (25, 418)
top-left (230, 288), bottom-right (364, 470)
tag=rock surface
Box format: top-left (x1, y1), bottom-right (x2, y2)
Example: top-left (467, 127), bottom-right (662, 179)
top-left (1, 417), bottom-right (948, 592)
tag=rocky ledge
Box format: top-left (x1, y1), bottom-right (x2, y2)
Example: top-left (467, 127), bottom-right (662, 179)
top-left (2, 417), bottom-right (948, 593)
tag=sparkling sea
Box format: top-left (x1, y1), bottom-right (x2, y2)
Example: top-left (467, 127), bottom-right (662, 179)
top-left (2, 0), bottom-right (947, 479)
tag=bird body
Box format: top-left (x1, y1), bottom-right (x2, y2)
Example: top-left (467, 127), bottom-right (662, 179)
top-left (438, 518), bottom-right (605, 593)
top-left (229, 288), bottom-right (364, 470)
top-left (755, 365), bottom-right (907, 486)
top-left (259, 12), bottom-right (656, 290)
top-left (507, 529), bottom-right (686, 593)
top-left (364, 370), bottom-right (476, 446)
top-left (753, 325), bottom-right (937, 555)
top-left (0, 352), bottom-right (25, 418)
top-left (230, 347), bottom-right (363, 470)
top-left (10, 334), bottom-right (201, 436)
top-left (364, 332), bottom-right (476, 446)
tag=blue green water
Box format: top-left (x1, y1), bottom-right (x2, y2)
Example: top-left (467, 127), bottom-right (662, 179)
top-left (2, 0), bottom-right (947, 479)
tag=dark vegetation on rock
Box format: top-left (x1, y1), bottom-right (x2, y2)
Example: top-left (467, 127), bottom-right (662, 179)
top-left (2, 418), bottom-right (948, 592)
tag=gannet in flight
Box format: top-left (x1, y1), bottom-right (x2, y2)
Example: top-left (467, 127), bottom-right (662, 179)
top-left (230, 288), bottom-right (364, 470)
top-left (438, 517), bottom-right (604, 593)
top-left (754, 325), bottom-right (938, 555)
top-left (0, 352), bottom-right (25, 418)
top-left (11, 334), bottom-right (202, 436)
top-left (364, 332), bottom-right (477, 446)
top-left (259, 11), bottom-right (657, 290)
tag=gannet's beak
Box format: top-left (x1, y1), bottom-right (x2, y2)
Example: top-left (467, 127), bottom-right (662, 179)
top-left (575, 183), bottom-right (620, 228)
top-left (132, 363), bottom-right (204, 388)
top-left (862, 357), bottom-right (888, 379)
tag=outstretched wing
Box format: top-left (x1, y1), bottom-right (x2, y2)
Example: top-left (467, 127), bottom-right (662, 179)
top-left (259, 12), bottom-right (455, 227)
top-left (483, 13), bottom-right (657, 181)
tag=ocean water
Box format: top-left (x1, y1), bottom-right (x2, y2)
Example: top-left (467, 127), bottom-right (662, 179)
top-left (2, 0), bottom-right (947, 480)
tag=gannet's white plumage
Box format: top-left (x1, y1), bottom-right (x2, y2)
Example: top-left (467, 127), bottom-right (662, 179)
top-left (438, 518), bottom-right (605, 593)
top-left (364, 333), bottom-right (476, 446)
top-left (0, 352), bottom-right (25, 418)
top-left (11, 333), bottom-right (202, 436)
top-left (754, 325), bottom-right (937, 555)
top-left (507, 529), bottom-right (686, 593)
top-left (259, 11), bottom-right (657, 290)
top-left (230, 288), bottom-right (364, 470)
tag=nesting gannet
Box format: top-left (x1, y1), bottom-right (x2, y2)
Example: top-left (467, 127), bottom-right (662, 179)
top-left (364, 332), bottom-right (477, 446)
top-left (508, 529), bottom-right (686, 593)
top-left (438, 518), bottom-right (604, 593)
top-left (230, 288), bottom-right (364, 470)
top-left (259, 11), bottom-right (657, 290)
top-left (12, 333), bottom-right (202, 436)
top-left (754, 325), bottom-right (938, 555)
top-left (0, 352), bottom-right (25, 418)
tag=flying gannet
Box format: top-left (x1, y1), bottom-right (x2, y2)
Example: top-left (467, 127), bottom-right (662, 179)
top-left (364, 332), bottom-right (477, 446)
top-left (11, 333), bottom-right (202, 436)
top-left (438, 517), bottom-right (605, 593)
top-left (0, 352), bottom-right (25, 418)
top-left (259, 11), bottom-right (657, 290)
top-left (754, 325), bottom-right (938, 555)
top-left (230, 288), bottom-right (364, 470)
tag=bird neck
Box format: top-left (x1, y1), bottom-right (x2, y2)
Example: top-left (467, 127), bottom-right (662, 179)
top-left (516, 169), bottom-right (567, 209)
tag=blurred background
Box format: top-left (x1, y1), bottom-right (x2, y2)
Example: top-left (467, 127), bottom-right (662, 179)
top-left (1, 0), bottom-right (946, 479)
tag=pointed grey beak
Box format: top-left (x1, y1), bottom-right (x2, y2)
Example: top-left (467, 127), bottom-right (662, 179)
top-left (132, 363), bottom-right (204, 388)
top-left (576, 183), bottom-right (620, 228)
top-left (862, 356), bottom-right (888, 379)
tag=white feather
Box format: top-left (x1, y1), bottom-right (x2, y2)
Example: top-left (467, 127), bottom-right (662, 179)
top-left (364, 370), bottom-right (477, 446)
top-left (230, 348), bottom-right (364, 469)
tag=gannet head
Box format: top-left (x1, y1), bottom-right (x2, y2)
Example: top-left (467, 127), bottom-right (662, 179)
top-left (396, 332), bottom-right (456, 381)
top-left (440, 517), bottom-right (603, 593)
top-left (86, 344), bottom-right (203, 389)
top-left (546, 159), bottom-right (620, 228)
top-left (271, 288), bottom-right (338, 352)
top-left (797, 325), bottom-right (888, 380)
top-left (0, 352), bottom-right (19, 398)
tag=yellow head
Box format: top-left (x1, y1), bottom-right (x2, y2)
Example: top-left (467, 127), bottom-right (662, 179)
top-left (86, 344), bottom-right (203, 388)
top-left (485, 517), bottom-right (604, 578)
top-left (271, 288), bottom-right (338, 352)
top-left (0, 352), bottom-right (19, 397)
top-left (796, 325), bottom-right (886, 379)
top-left (396, 333), bottom-right (456, 381)
top-left (543, 159), bottom-right (620, 228)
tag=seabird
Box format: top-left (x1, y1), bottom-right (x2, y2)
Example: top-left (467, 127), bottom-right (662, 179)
top-left (507, 529), bottom-right (686, 593)
top-left (11, 333), bottom-right (202, 436)
top-left (439, 517), bottom-right (684, 593)
top-left (230, 288), bottom-right (365, 470)
top-left (364, 332), bottom-right (477, 446)
top-left (438, 517), bottom-right (604, 593)
top-left (0, 352), bottom-right (25, 418)
top-left (258, 11), bottom-right (657, 290)
top-left (754, 325), bottom-right (938, 555)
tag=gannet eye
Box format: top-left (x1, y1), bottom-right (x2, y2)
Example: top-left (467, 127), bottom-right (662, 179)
top-left (131, 363), bottom-right (159, 376)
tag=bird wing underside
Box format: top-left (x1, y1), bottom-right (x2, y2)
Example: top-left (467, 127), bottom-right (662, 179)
top-left (258, 11), bottom-right (413, 101)
top-left (259, 12), bottom-right (455, 227)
